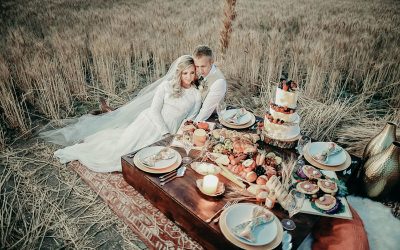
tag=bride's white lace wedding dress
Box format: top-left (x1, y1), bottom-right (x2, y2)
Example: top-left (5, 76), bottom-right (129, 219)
top-left (53, 80), bottom-right (201, 172)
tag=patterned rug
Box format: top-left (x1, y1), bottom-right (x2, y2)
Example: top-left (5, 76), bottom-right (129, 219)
top-left (69, 161), bottom-right (203, 250)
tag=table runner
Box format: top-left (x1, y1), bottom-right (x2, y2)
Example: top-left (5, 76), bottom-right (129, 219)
top-left (69, 160), bottom-right (203, 250)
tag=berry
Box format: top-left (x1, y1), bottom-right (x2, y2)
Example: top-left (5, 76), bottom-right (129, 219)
top-left (254, 165), bottom-right (266, 177)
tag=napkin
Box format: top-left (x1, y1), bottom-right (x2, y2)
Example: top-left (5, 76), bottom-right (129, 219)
top-left (232, 207), bottom-right (274, 243)
top-left (313, 142), bottom-right (343, 163)
top-left (226, 108), bottom-right (247, 124)
top-left (141, 148), bottom-right (175, 167)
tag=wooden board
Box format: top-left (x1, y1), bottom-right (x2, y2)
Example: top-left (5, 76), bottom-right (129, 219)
top-left (297, 170), bottom-right (353, 220)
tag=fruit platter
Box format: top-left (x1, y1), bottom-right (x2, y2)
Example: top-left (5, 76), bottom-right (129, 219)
top-left (205, 128), bottom-right (283, 186)
top-left (292, 164), bottom-right (352, 219)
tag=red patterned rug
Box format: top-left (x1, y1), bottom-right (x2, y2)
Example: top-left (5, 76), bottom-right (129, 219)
top-left (69, 161), bottom-right (203, 250)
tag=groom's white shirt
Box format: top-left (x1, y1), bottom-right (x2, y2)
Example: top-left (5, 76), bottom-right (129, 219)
top-left (194, 64), bottom-right (227, 122)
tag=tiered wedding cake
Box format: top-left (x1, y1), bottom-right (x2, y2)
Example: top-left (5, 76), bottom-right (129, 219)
top-left (263, 79), bottom-right (300, 141)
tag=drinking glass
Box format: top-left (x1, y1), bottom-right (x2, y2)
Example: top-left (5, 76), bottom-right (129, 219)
top-left (215, 101), bottom-right (227, 128)
top-left (199, 134), bottom-right (211, 162)
top-left (181, 131), bottom-right (194, 163)
top-left (281, 189), bottom-right (305, 230)
top-left (296, 135), bottom-right (311, 166)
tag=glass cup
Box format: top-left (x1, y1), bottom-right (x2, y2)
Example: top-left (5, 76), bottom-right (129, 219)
top-left (216, 101), bottom-right (227, 128)
top-left (181, 131), bottom-right (194, 164)
top-left (296, 135), bottom-right (311, 166)
top-left (281, 189), bottom-right (305, 230)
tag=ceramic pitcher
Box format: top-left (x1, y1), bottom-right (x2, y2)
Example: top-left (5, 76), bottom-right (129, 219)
top-left (363, 141), bottom-right (400, 198)
top-left (363, 122), bottom-right (397, 160)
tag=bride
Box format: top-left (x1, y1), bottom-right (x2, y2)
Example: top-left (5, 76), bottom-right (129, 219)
top-left (40, 55), bottom-right (201, 172)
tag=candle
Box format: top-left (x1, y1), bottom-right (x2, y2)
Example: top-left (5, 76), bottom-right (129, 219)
top-left (193, 129), bottom-right (207, 146)
top-left (203, 175), bottom-right (219, 194)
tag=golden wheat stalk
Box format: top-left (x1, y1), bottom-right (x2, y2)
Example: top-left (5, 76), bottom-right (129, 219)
top-left (0, 58), bottom-right (30, 133)
top-left (219, 0), bottom-right (237, 56)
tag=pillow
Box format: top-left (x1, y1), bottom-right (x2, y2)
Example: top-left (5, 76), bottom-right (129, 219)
top-left (312, 206), bottom-right (369, 250)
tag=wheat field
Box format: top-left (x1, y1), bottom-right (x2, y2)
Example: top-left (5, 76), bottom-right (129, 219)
top-left (1, 0), bottom-right (400, 248)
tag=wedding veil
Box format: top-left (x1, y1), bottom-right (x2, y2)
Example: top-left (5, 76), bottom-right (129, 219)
top-left (39, 55), bottom-right (187, 146)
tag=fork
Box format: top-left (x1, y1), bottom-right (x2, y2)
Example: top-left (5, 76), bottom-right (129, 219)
top-left (212, 200), bottom-right (239, 223)
top-left (126, 149), bottom-right (141, 158)
top-left (159, 153), bottom-right (202, 180)
top-left (205, 201), bottom-right (233, 223)
top-left (159, 164), bottom-right (186, 181)
top-left (160, 166), bottom-right (187, 185)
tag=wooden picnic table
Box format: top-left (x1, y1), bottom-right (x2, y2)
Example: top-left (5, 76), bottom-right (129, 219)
top-left (121, 114), bottom-right (362, 249)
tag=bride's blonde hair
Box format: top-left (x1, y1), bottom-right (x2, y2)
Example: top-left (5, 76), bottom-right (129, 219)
top-left (171, 55), bottom-right (195, 98)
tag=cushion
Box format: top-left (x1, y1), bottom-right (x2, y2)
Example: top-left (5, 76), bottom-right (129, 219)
top-left (312, 206), bottom-right (369, 250)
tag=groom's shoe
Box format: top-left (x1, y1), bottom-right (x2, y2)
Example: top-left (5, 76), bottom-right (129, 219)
top-left (99, 97), bottom-right (114, 113)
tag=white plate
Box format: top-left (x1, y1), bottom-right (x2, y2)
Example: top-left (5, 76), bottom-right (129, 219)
top-left (225, 203), bottom-right (277, 246)
top-left (308, 142), bottom-right (346, 166)
top-left (136, 146), bottom-right (177, 169)
top-left (222, 109), bottom-right (252, 125)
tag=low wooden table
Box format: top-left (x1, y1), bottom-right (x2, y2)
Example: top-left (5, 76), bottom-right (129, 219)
top-left (122, 118), bottom-right (362, 249)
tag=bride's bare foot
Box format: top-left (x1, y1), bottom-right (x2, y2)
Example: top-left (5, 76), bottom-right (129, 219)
top-left (99, 97), bottom-right (114, 113)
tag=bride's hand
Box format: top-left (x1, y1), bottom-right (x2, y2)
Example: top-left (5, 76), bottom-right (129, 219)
top-left (161, 133), bottom-right (171, 139)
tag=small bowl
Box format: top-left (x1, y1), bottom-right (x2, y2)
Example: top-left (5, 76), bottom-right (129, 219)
top-left (191, 162), bottom-right (221, 175)
top-left (196, 179), bottom-right (225, 196)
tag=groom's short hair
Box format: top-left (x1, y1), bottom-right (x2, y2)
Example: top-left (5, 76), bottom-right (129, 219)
top-left (193, 45), bottom-right (213, 59)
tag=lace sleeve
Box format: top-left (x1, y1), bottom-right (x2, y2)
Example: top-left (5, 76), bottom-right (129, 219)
top-left (148, 82), bottom-right (170, 135)
top-left (187, 90), bottom-right (202, 120)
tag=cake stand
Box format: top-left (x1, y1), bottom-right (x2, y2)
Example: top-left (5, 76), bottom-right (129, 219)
top-left (262, 131), bottom-right (301, 149)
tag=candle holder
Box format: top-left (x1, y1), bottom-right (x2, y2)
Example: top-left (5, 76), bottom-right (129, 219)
top-left (196, 176), bottom-right (225, 196)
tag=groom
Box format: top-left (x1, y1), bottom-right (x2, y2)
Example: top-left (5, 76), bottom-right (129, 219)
top-left (192, 45), bottom-right (227, 122)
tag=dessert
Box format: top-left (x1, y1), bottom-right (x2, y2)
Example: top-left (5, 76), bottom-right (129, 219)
top-left (315, 194), bottom-right (337, 211)
top-left (317, 179), bottom-right (338, 194)
top-left (264, 78), bottom-right (301, 140)
top-left (297, 180), bottom-right (320, 194)
top-left (256, 175), bottom-right (268, 185)
top-left (298, 165), bottom-right (323, 179)
top-left (193, 129), bottom-right (207, 146)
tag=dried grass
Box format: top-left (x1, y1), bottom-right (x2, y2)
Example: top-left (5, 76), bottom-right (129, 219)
top-left (299, 95), bottom-right (364, 141)
top-left (1, 0), bottom-right (398, 135)
top-left (336, 110), bottom-right (400, 157)
top-left (0, 143), bottom-right (146, 249)
top-left (0, 127), bottom-right (5, 150)
top-left (0, 55), bottom-right (30, 133)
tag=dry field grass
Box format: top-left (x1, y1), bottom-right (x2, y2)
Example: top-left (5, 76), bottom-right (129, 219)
top-left (1, 0), bottom-right (400, 248)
